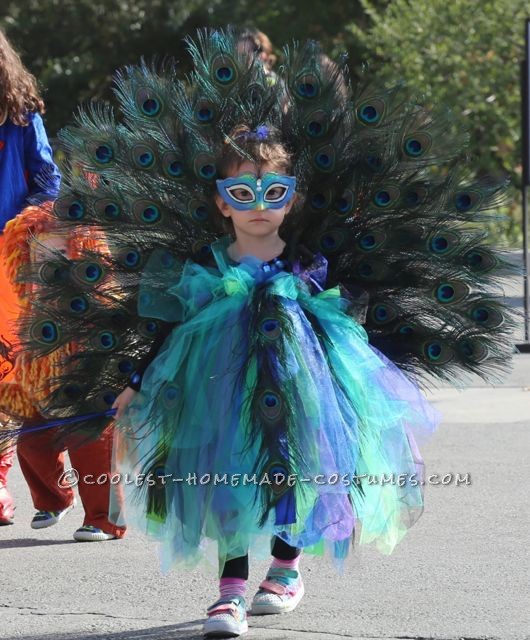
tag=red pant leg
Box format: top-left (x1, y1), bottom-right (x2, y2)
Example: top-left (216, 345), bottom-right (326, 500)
top-left (68, 425), bottom-right (126, 538)
top-left (0, 445), bottom-right (15, 521)
top-left (17, 428), bottom-right (75, 511)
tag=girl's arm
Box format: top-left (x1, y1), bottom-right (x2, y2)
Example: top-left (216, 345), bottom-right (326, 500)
top-left (112, 321), bottom-right (177, 419)
top-left (23, 112), bottom-right (61, 204)
top-left (127, 322), bottom-right (176, 391)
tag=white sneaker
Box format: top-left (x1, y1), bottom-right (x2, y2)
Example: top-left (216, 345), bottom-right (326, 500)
top-left (30, 499), bottom-right (76, 529)
top-left (203, 596), bottom-right (248, 637)
top-left (73, 525), bottom-right (117, 542)
top-left (251, 567), bottom-right (305, 615)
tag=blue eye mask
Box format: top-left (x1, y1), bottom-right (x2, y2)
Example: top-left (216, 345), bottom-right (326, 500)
top-left (216, 173), bottom-right (297, 211)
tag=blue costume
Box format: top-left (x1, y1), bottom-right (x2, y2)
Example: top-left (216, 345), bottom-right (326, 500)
top-left (0, 112), bottom-right (60, 231)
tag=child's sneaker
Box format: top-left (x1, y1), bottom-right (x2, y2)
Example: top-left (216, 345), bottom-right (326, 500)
top-left (251, 567), bottom-right (304, 615)
top-left (203, 595), bottom-right (248, 637)
top-left (30, 500), bottom-right (76, 529)
top-left (73, 525), bottom-right (117, 542)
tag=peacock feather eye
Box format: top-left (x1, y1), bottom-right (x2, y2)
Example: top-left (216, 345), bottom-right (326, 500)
top-left (94, 198), bottom-right (121, 220)
top-left (422, 340), bottom-right (455, 364)
top-left (162, 152), bottom-right (184, 179)
top-left (335, 189), bottom-right (355, 215)
top-left (319, 230), bottom-right (345, 253)
top-left (69, 296), bottom-right (89, 315)
top-left (403, 132), bottom-right (432, 158)
top-left (434, 281), bottom-right (469, 304)
top-left (192, 240), bottom-right (212, 259)
top-left (61, 383), bottom-right (82, 400)
top-left (132, 144), bottom-right (156, 169)
top-left (35, 320), bottom-right (59, 344)
top-left (67, 201), bottom-right (84, 220)
top-left (458, 339), bottom-right (489, 363)
top-left (38, 262), bottom-right (69, 285)
top-left (426, 342), bottom-right (442, 360)
top-left (94, 331), bottom-right (117, 350)
top-left (365, 154), bottom-right (383, 172)
top-left (373, 186), bottom-right (400, 208)
top-left (258, 390), bottom-right (283, 421)
top-left (104, 203), bottom-right (120, 219)
top-left (358, 230), bottom-right (386, 252)
top-left (430, 235), bottom-right (448, 253)
top-left (138, 319), bottom-right (159, 338)
top-left (428, 231), bottom-right (459, 255)
top-left (212, 55), bottom-right (237, 86)
top-left (294, 72), bottom-right (320, 99)
top-left (135, 88), bottom-right (163, 117)
top-left (313, 145), bottom-right (335, 172)
top-left (161, 383), bottom-right (180, 408)
top-left (469, 304), bottom-right (503, 329)
top-left (357, 262), bottom-right (373, 278)
top-left (464, 248), bottom-right (496, 273)
top-left (118, 247), bottom-right (142, 269)
top-left (456, 193), bottom-right (471, 211)
top-left (188, 200), bottom-right (209, 223)
top-left (310, 192), bottom-right (329, 210)
top-left (304, 109), bottom-right (328, 138)
top-left (195, 102), bottom-right (215, 124)
top-left (55, 196), bottom-right (87, 221)
top-left (454, 189), bottom-right (482, 213)
top-left (118, 359), bottom-right (134, 374)
top-left (94, 144), bottom-right (114, 165)
top-left (259, 318), bottom-right (281, 341)
top-left (265, 461), bottom-right (290, 496)
top-left (72, 261), bottom-right (105, 287)
top-left (356, 98), bottom-right (385, 125)
top-left (370, 303), bottom-right (397, 325)
top-left (133, 200), bottom-right (162, 225)
top-left (436, 284), bottom-right (455, 303)
top-left (142, 98), bottom-right (160, 116)
top-left (397, 324), bottom-right (414, 335)
top-left (193, 152), bottom-right (217, 181)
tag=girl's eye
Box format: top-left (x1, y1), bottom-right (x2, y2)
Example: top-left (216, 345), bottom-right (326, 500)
top-left (227, 186), bottom-right (255, 202)
top-left (264, 185), bottom-right (288, 202)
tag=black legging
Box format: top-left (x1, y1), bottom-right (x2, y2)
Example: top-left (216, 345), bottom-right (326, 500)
top-left (221, 536), bottom-right (301, 579)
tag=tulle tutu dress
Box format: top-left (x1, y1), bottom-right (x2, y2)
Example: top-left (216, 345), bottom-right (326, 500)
top-left (115, 236), bottom-right (440, 571)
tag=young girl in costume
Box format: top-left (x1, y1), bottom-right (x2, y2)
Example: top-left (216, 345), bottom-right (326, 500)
top-left (111, 124), bottom-right (440, 637)
top-left (6, 29), bottom-right (513, 638)
top-left (0, 28), bottom-right (60, 525)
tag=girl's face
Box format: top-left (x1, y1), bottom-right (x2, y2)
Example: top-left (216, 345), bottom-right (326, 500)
top-left (215, 160), bottom-right (295, 239)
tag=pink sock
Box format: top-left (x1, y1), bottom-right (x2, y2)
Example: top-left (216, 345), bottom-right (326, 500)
top-left (219, 577), bottom-right (247, 599)
top-left (271, 555), bottom-right (301, 571)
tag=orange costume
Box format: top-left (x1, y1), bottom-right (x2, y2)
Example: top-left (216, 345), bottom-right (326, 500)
top-left (0, 206), bottom-right (126, 537)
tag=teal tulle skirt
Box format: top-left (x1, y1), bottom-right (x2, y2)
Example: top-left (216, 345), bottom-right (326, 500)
top-left (112, 238), bottom-right (440, 572)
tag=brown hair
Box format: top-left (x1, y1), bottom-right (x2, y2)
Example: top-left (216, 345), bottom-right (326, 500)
top-left (237, 28), bottom-right (277, 72)
top-left (214, 125), bottom-right (293, 234)
top-left (0, 29), bottom-right (45, 125)
top-left (218, 125), bottom-right (292, 178)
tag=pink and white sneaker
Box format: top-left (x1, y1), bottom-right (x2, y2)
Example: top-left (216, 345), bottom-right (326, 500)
top-left (251, 567), bottom-right (305, 615)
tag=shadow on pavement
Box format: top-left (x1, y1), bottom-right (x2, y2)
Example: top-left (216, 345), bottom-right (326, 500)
top-left (2, 621), bottom-right (206, 640)
top-left (0, 537), bottom-right (77, 549)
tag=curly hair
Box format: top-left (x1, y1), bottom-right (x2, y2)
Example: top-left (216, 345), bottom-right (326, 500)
top-left (0, 29), bottom-right (44, 126)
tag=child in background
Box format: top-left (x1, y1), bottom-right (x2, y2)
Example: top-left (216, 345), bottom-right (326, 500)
top-left (0, 28), bottom-right (60, 525)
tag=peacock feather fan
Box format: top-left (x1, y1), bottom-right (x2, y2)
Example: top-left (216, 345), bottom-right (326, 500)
top-left (0, 26), bottom-right (516, 449)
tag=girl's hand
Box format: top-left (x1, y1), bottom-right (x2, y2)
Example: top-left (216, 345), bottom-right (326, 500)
top-left (112, 386), bottom-right (138, 420)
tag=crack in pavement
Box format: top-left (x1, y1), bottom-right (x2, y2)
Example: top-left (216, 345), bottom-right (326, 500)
top-left (0, 604), bottom-right (166, 622)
